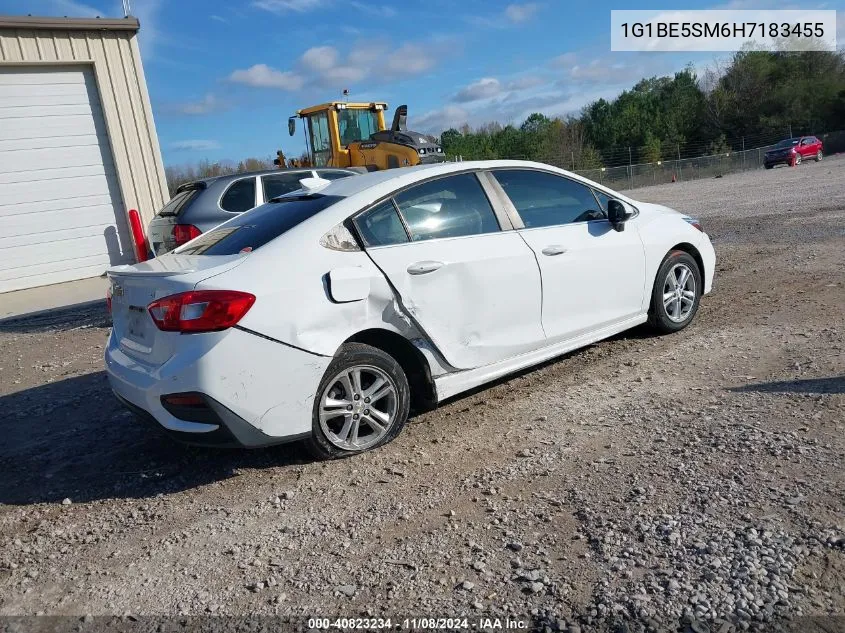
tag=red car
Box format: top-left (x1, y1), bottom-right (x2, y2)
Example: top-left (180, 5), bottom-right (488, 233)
top-left (764, 136), bottom-right (824, 169)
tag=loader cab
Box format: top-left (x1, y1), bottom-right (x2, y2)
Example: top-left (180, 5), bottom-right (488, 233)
top-left (293, 102), bottom-right (388, 167)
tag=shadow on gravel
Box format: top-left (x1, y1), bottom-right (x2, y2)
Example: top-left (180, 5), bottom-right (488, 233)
top-left (0, 372), bottom-right (309, 506)
top-left (730, 375), bottom-right (845, 395)
top-left (0, 302), bottom-right (110, 334)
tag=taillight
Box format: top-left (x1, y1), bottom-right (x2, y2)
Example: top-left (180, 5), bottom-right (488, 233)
top-left (172, 224), bottom-right (202, 246)
top-left (106, 285), bottom-right (112, 314)
top-left (147, 290), bottom-right (256, 333)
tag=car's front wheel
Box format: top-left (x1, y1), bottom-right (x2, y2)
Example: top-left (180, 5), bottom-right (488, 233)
top-left (306, 343), bottom-right (410, 459)
top-left (648, 251), bottom-right (702, 334)
top-left (816, 150), bottom-right (823, 162)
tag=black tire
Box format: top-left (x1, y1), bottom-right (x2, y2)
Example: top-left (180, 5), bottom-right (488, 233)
top-left (647, 251), bottom-right (703, 334)
top-left (305, 342), bottom-right (410, 460)
top-left (764, 163), bottom-right (773, 170)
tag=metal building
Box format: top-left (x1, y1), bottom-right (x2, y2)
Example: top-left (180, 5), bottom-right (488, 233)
top-left (0, 15), bottom-right (167, 293)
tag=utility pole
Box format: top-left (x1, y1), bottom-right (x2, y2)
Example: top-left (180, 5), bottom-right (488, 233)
top-left (789, 123), bottom-right (793, 138)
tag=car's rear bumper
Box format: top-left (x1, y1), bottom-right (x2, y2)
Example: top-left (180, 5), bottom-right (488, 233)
top-left (113, 392), bottom-right (308, 448)
top-left (105, 326), bottom-right (331, 448)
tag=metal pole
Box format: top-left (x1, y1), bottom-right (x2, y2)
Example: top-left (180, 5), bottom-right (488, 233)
top-left (742, 136), bottom-right (745, 170)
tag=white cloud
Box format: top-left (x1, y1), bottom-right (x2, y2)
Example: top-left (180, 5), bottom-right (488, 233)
top-left (347, 41), bottom-right (387, 66)
top-left (550, 52), bottom-right (578, 68)
top-left (506, 76), bottom-right (545, 90)
top-left (570, 60), bottom-right (635, 85)
top-left (48, 0), bottom-right (104, 17)
top-left (322, 65), bottom-right (368, 84)
top-left (210, 14), bottom-right (226, 22)
top-left (349, 1), bottom-right (397, 17)
top-left (229, 37), bottom-right (444, 94)
top-left (467, 2), bottom-right (540, 28)
top-left (251, 0), bottom-right (323, 13)
top-left (454, 77), bottom-right (502, 102)
top-left (300, 45), bottom-right (339, 71)
top-left (228, 64), bottom-right (305, 90)
top-left (385, 43), bottom-right (434, 75)
top-left (415, 105), bottom-right (471, 133)
top-left (170, 93), bottom-right (226, 116)
top-left (504, 2), bottom-right (539, 24)
top-left (170, 139), bottom-right (221, 152)
top-left (133, 0), bottom-right (163, 61)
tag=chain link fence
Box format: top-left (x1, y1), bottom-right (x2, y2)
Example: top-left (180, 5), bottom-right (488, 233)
top-left (450, 130), bottom-right (845, 190)
top-left (547, 130), bottom-right (845, 190)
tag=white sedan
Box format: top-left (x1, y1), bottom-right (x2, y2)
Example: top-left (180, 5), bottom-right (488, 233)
top-left (105, 161), bottom-right (715, 458)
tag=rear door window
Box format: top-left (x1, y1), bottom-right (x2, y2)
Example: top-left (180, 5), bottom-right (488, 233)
top-left (220, 177), bottom-right (257, 213)
top-left (175, 195), bottom-right (343, 256)
top-left (393, 173), bottom-right (500, 242)
top-left (261, 173), bottom-right (306, 201)
top-left (355, 201), bottom-right (409, 247)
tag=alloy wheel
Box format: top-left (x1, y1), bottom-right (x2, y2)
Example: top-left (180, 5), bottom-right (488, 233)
top-left (318, 365), bottom-right (398, 451)
top-left (662, 263), bottom-right (696, 323)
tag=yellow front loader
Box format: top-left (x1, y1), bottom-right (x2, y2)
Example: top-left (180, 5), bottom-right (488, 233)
top-left (282, 102), bottom-right (445, 171)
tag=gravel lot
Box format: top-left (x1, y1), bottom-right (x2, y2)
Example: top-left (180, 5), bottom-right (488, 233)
top-left (1, 158), bottom-right (843, 632)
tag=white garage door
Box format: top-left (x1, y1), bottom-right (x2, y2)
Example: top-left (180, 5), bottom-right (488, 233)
top-left (0, 65), bottom-right (132, 294)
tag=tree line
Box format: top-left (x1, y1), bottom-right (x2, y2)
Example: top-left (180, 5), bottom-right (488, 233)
top-left (164, 49), bottom-right (845, 194)
top-left (439, 49), bottom-right (845, 168)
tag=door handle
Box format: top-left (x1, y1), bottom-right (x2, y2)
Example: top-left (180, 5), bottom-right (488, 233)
top-left (407, 260), bottom-right (444, 275)
top-left (541, 245), bottom-right (567, 256)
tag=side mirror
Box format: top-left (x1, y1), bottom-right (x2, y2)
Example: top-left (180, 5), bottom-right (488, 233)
top-left (607, 199), bottom-right (628, 231)
top-left (288, 117), bottom-right (296, 137)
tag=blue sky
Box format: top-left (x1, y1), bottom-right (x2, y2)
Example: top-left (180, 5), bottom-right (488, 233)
top-left (3, 0), bottom-right (843, 166)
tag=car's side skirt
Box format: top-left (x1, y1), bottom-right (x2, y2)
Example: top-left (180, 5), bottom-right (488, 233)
top-left (434, 313), bottom-right (649, 402)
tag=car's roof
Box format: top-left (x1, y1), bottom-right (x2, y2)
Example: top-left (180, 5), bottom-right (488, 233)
top-left (184, 167), bottom-right (354, 188)
top-left (308, 160), bottom-right (578, 199)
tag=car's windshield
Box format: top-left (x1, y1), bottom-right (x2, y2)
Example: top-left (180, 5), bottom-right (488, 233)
top-left (174, 195), bottom-right (343, 255)
top-left (338, 109), bottom-right (379, 146)
top-left (775, 138), bottom-right (799, 148)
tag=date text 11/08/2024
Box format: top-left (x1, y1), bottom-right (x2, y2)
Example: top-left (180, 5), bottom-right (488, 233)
top-left (307, 617), bottom-right (529, 630)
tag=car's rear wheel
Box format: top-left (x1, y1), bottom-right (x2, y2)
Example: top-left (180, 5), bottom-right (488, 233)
top-left (306, 343), bottom-right (410, 459)
top-left (648, 251), bottom-right (702, 334)
top-left (816, 150), bottom-right (823, 162)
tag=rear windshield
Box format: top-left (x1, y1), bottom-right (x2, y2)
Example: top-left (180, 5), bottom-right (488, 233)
top-left (174, 194), bottom-right (343, 256)
top-left (156, 186), bottom-right (202, 217)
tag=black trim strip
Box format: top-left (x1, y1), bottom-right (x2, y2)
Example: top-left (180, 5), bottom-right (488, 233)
top-left (233, 325), bottom-right (330, 357)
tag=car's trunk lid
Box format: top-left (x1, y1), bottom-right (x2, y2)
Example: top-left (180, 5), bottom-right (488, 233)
top-left (149, 183), bottom-right (204, 255)
top-left (107, 254), bottom-right (247, 366)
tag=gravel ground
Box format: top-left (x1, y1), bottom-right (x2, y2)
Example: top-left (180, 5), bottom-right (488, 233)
top-left (0, 158), bottom-right (843, 632)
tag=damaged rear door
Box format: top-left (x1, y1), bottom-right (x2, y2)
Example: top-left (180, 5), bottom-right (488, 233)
top-left (356, 172), bottom-right (545, 370)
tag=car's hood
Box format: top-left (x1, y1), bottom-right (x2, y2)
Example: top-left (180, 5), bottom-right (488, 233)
top-left (635, 201), bottom-right (686, 218)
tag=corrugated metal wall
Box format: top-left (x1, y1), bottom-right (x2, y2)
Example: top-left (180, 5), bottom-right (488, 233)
top-left (0, 27), bottom-right (169, 225)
